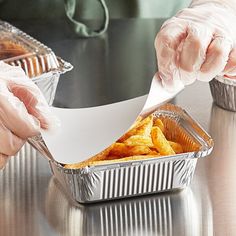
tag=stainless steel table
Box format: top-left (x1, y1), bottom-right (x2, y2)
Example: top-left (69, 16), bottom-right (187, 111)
top-left (1, 19), bottom-right (235, 236)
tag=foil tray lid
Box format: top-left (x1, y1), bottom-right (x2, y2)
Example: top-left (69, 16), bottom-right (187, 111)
top-left (0, 20), bottom-right (73, 78)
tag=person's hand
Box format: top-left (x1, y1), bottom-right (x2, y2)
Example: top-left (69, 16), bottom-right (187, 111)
top-left (0, 62), bottom-right (58, 169)
top-left (155, 1), bottom-right (236, 90)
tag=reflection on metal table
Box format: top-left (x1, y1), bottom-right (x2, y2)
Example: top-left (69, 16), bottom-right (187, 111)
top-left (0, 19), bottom-right (235, 236)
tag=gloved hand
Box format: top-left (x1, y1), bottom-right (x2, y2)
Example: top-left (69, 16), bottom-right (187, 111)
top-left (155, 0), bottom-right (236, 90)
top-left (0, 62), bottom-right (58, 169)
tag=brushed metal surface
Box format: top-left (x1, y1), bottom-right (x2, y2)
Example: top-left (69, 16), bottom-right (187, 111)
top-left (0, 19), bottom-right (235, 235)
top-left (44, 177), bottom-right (207, 236)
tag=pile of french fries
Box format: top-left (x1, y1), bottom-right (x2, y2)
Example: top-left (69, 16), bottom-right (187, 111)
top-left (64, 114), bottom-right (183, 169)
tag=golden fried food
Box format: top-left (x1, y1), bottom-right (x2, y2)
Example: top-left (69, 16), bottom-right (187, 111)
top-left (153, 118), bottom-right (165, 133)
top-left (0, 40), bottom-right (28, 60)
top-left (168, 141), bottom-right (183, 154)
top-left (151, 127), bottom-right (175, 155)
top-left (85, 154), bottom-right (161, 166)
top-left (118, 115), bottom-right (153, 142)
top-left (64, 144), bottom-right (114, 169)
top-left (124, 135), bottom-right (153, 147)
top-left (109, 143), bottom-right (151, 157)
top-left (0, 40), bottom-right (45, 77)
top-left (64, 114), bottom-right (185, 169)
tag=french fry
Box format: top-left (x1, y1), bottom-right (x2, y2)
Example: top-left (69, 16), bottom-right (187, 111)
top-left (168, 141), bottom-right (183, 154)
top-left (124, 135), bottom-right (153, 147)
top-left (64, 113), bottom-right (187, 170)
top-left (151, 127), bottom-right (175, 155)
top-left (153, 118), bottom-right (165, 133)
top-left (128, 145), bottom-right (152, 155)
top-left (89, 154), bottom-right (161, 166)
top-left (109, 143), bottom-right (151, 157)
top-left (118, 115), bottom-right (153, 142)
top-left (136, 115), bottom-right (153, 136)
top-left (64, 144), bottom-right (114, 169)
top-left (148, 150), bottom-right (159, 155)
top-left (106, 156), bottom-right (121, 160)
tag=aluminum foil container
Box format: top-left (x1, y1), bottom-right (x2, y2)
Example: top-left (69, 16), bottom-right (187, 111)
top-left (210, 76), bottom-right (236, 112)
top-left (37, 103), bottom-right (213, 203)
top-left (0, 20), bottom-right (73, 105)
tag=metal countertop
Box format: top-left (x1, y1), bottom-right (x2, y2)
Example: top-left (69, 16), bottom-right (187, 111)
top-left (0, 19), bottom-right (235, 236)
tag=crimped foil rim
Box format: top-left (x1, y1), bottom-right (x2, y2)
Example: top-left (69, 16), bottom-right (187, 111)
top-left (53, 149), bottom-right (210, 175)
top-left (214, 75), bottom-right (236, 86)
top-left (0, 20), bottom-right (73, 78)
top-left (31, 57), bottom-right (73, 82)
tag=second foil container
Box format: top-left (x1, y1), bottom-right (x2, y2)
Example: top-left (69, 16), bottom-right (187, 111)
top-left (0, 20), bottom-right (73, 105)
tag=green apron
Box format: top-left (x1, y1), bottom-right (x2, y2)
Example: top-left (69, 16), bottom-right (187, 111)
top-left (0, 0), bottom-right (190, 37)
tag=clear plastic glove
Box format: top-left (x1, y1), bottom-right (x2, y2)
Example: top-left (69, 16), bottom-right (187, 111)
top-left (0, 62), bottom-right (58, 169)
top-left (155, 1), bottom-right (236, 90)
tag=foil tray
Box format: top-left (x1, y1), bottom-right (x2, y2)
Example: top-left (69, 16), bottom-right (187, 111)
top-left (45, 104), bottom-right (214, 203)
top-left (31, 57), bottom-right (70, 105)
top-left (0, 20), bottom-right (73, 104)
top-left (210, 76), bottom-right (236, 112)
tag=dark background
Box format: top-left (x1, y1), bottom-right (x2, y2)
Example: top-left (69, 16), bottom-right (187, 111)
top-left (1, 0), bottom-right (190, 108)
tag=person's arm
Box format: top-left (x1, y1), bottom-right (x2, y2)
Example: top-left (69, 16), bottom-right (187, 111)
top-left (155, 0), bottom-right (236, 89)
